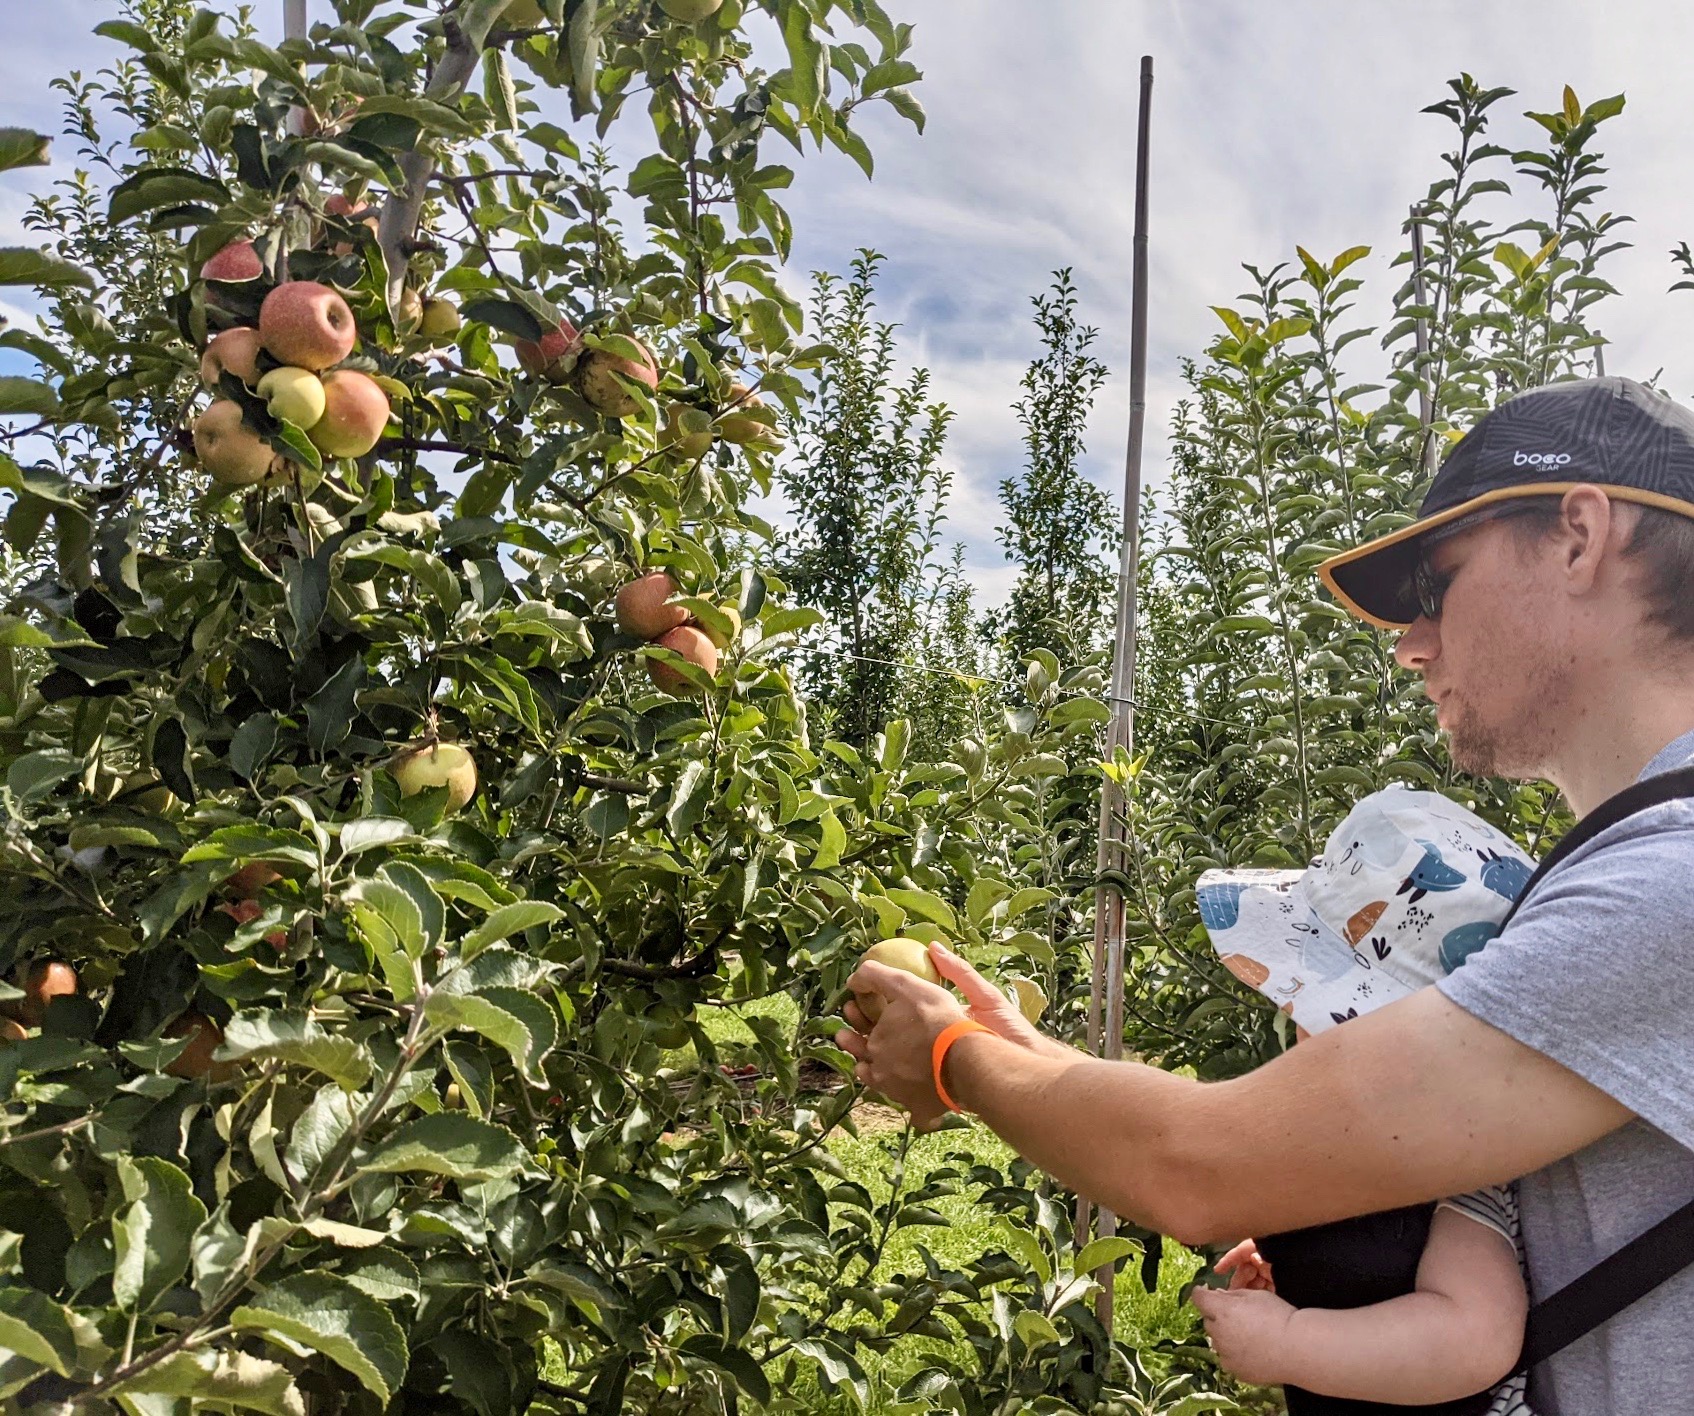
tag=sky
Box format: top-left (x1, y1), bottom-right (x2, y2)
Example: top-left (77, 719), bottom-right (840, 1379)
top-left (7, 2), bottom-right (1694, 607)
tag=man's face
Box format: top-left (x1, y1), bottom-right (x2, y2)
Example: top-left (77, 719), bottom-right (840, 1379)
top-left (1393, 513), bottom-right (1569, 779)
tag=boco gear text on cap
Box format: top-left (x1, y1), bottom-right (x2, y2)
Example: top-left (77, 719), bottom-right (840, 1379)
top-left (1319, 376), bottom-right (1694, 628)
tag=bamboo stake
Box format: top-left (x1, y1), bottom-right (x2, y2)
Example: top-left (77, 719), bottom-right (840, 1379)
top-left (1082, 52), bottom-right (1153, 1334)
top-left (1410, 204), bottom-right (1436, 478)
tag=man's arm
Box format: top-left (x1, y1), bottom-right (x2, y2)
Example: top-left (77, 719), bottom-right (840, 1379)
top-left (939, 985), bottom-right (1630, 1244)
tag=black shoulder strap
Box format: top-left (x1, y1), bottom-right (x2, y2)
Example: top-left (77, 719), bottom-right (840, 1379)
top-left (1514, 761), bottom-right (1694, 1373)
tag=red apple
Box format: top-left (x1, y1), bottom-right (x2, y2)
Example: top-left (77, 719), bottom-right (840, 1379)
top-left (577, 340), bottom-right (658, 417)
top-left (615, 571), bottom-right (689, 640)
top-left (259, 281), bottom-right (358, 371)
top-left (221, 863), bottom-right (281, 898)
top-left (199, 327), bottom-right (264, 388)
top-left (202, 240), bottom-right (263, 283)
top-left (11, 960), bottom-right (78, 1027)
top-left (648, 624), bottom-right (718, 695)
top-left (514, 321), bottom-right (581, 383)
top-left (325, 194), bottom-right (379, 255)
top-left (193, 401), bottom-right (276, 486)
top-left (164, 1013), bottom-right (238, 1082)
top-left (306, 370), bottom-right (390, 458)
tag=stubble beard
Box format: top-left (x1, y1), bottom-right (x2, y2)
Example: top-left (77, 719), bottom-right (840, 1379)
top-left (1442, 657), bottom-right (1567, 781)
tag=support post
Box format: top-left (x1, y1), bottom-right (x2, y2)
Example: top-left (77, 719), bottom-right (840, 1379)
top-left (1409, 204), bottom-right (1437, 478)
top-left (1082, 52), bottom-right (1153, 1333)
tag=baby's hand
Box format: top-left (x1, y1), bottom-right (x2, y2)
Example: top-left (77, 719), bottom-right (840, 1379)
top-left (1214, 1238), bottom-right (1275, 1292)
top-left (1190, 1285), bottom-right (1298, 1388)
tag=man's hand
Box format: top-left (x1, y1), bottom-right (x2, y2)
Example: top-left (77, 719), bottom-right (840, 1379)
top-left (834, 942), bottom-right (1062, 1127)
top-left (1190, 1284), bottom-right (1297, 1388)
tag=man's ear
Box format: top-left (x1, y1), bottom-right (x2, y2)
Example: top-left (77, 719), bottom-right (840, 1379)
top-left (1559, 485), bottom-right (1619, 594)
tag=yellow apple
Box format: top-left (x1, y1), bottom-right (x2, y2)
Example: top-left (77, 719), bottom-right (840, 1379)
top-left (193, 401), bottom-right (275, 486)
top-left (855, 937), bottom-right (942, 1024)
top-left (257, 367), bottom-right (326, 430)
top-left (420, 296), bottom-right (461, 339)
top-left (662, 402), bottom-right (715, 459)
top-left (390, 741), bottom-right (478, 813)
top-left (659, 0), bottom-right (723, 17)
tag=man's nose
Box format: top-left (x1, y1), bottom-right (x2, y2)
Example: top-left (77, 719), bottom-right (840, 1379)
top-left (1394, 615), bottom-right (1438, 671)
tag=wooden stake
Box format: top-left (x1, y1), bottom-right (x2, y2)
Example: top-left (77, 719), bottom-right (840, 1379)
top-left (1081, 51), bottom-right (1153, 1335)
top-left (1409, 204), bottom-right (1436, 478)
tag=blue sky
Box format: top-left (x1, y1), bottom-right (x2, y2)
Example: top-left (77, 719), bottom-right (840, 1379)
top-left (8, 2), bottom-right (1694, 606)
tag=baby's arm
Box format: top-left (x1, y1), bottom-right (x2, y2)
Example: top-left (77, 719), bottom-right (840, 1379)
top-left (1195, 1207), bottom-right (1526, 1402)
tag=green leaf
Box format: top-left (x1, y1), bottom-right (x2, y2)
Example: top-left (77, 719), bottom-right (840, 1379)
top-left (781, 4), bottom-right (827, 118)
top-left (681, 1333), bottom-right (771, 1406)
top-left (231, 1271), bottom-right (408, 1404)
top-left (459, 900), bottom-right (563, 962)
top-left (362, 1113), bottom-right (527, 1181)
top-left (0, 377), bottom-right (61, 417)
top-left (0, 247), bottom-right (94, 290)
top-left (112, 1156), bottom-right (207, 1312)
top-left (338, 817), bottom-right (415, 856)
top-left (0, 129), bottom-right (50, 172)
top-left (1012, 1308), bottom-right (1061, 1349)
top-left (346, 877), bottom-right (425, 959)
top-left (884, 887), bottom-right (956, 932)
top-left (106, 1349), bottom-right (306, 1416)
top-left (108, 168), bottom-right (230, 224)
top-left (965, 877), bottom-right (1012, 927)
top-left (666, 758), bottom-right (712, 837)
top-left (6, 748), bottom-right (78, 803)
top-left (220, 1010), bottom-right (374, 1089)
top-left (811, 807), bottom-right (845, 870)
top-left (0, 1286), bottom-right (78, 1375)
top-left (483, 48), bottom-right (518, 131)
top-left (424, 991), bottom-right (538, 1080)
top-left (1074, 1235), bottom-right (1140, 1277)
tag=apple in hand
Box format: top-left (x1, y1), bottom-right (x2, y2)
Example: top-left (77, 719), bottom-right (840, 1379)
top-left (615, 571), bottom-right (689, 640)
top-left (577, 339), bottom-right (658, 417)
top-left (854, 937), bottom-right (943, 1024)
top-left (257, 367), bottom-right (326, 430)
top-left (259, 280), bottom-right (358, 370)
top-left (390, 741), bottom-right (478, 813)
top-left (647, 624), bottom-right (718, 695)
top-left (515, 321), bottom-right (581, 382)
top-left (200, 327), bottom-right (264, 387)
top-left (307, 370), bottom-right (390, 458)
top-left (202, 239), bottom-right (263, 283)
top-left (193, 401), bottom-right (276, 486)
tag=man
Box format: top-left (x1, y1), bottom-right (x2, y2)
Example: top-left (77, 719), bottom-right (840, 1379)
top-left (836, 376), bottom-right (1694, 1414)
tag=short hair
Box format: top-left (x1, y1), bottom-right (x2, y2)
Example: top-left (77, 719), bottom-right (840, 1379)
top-left (1507, 498), bottom-right (1694, 643)
top-left (1623, 504), bottom-right (1694, 643)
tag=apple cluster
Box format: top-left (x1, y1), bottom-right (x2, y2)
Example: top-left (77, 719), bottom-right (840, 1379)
top-left (613, 570), bottom-right (739, 695)
top-left (193, 254), bottom-right (394, 487)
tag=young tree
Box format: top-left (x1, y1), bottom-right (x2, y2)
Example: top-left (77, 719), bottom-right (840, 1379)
top-left (992, 269), bottom-right (1114, 674)
top-left (778, 250), bottom-right (981, 751)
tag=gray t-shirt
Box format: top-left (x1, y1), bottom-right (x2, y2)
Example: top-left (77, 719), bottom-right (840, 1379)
top-left (1439, 726), bottom-right (1694, 1416)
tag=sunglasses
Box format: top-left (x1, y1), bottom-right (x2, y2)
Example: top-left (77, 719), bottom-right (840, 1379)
top-left (1410, 501), bottom-right (1548, 621)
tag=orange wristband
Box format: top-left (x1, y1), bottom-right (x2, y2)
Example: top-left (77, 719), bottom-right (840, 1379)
top-left (932, 1019), bottom-right (992, 1113)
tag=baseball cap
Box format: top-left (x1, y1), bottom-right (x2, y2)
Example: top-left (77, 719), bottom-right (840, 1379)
top-left (1196, 787), bottom-right (1533, 1039)
top-left (1319, 376), bottom-right (1694, 628)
